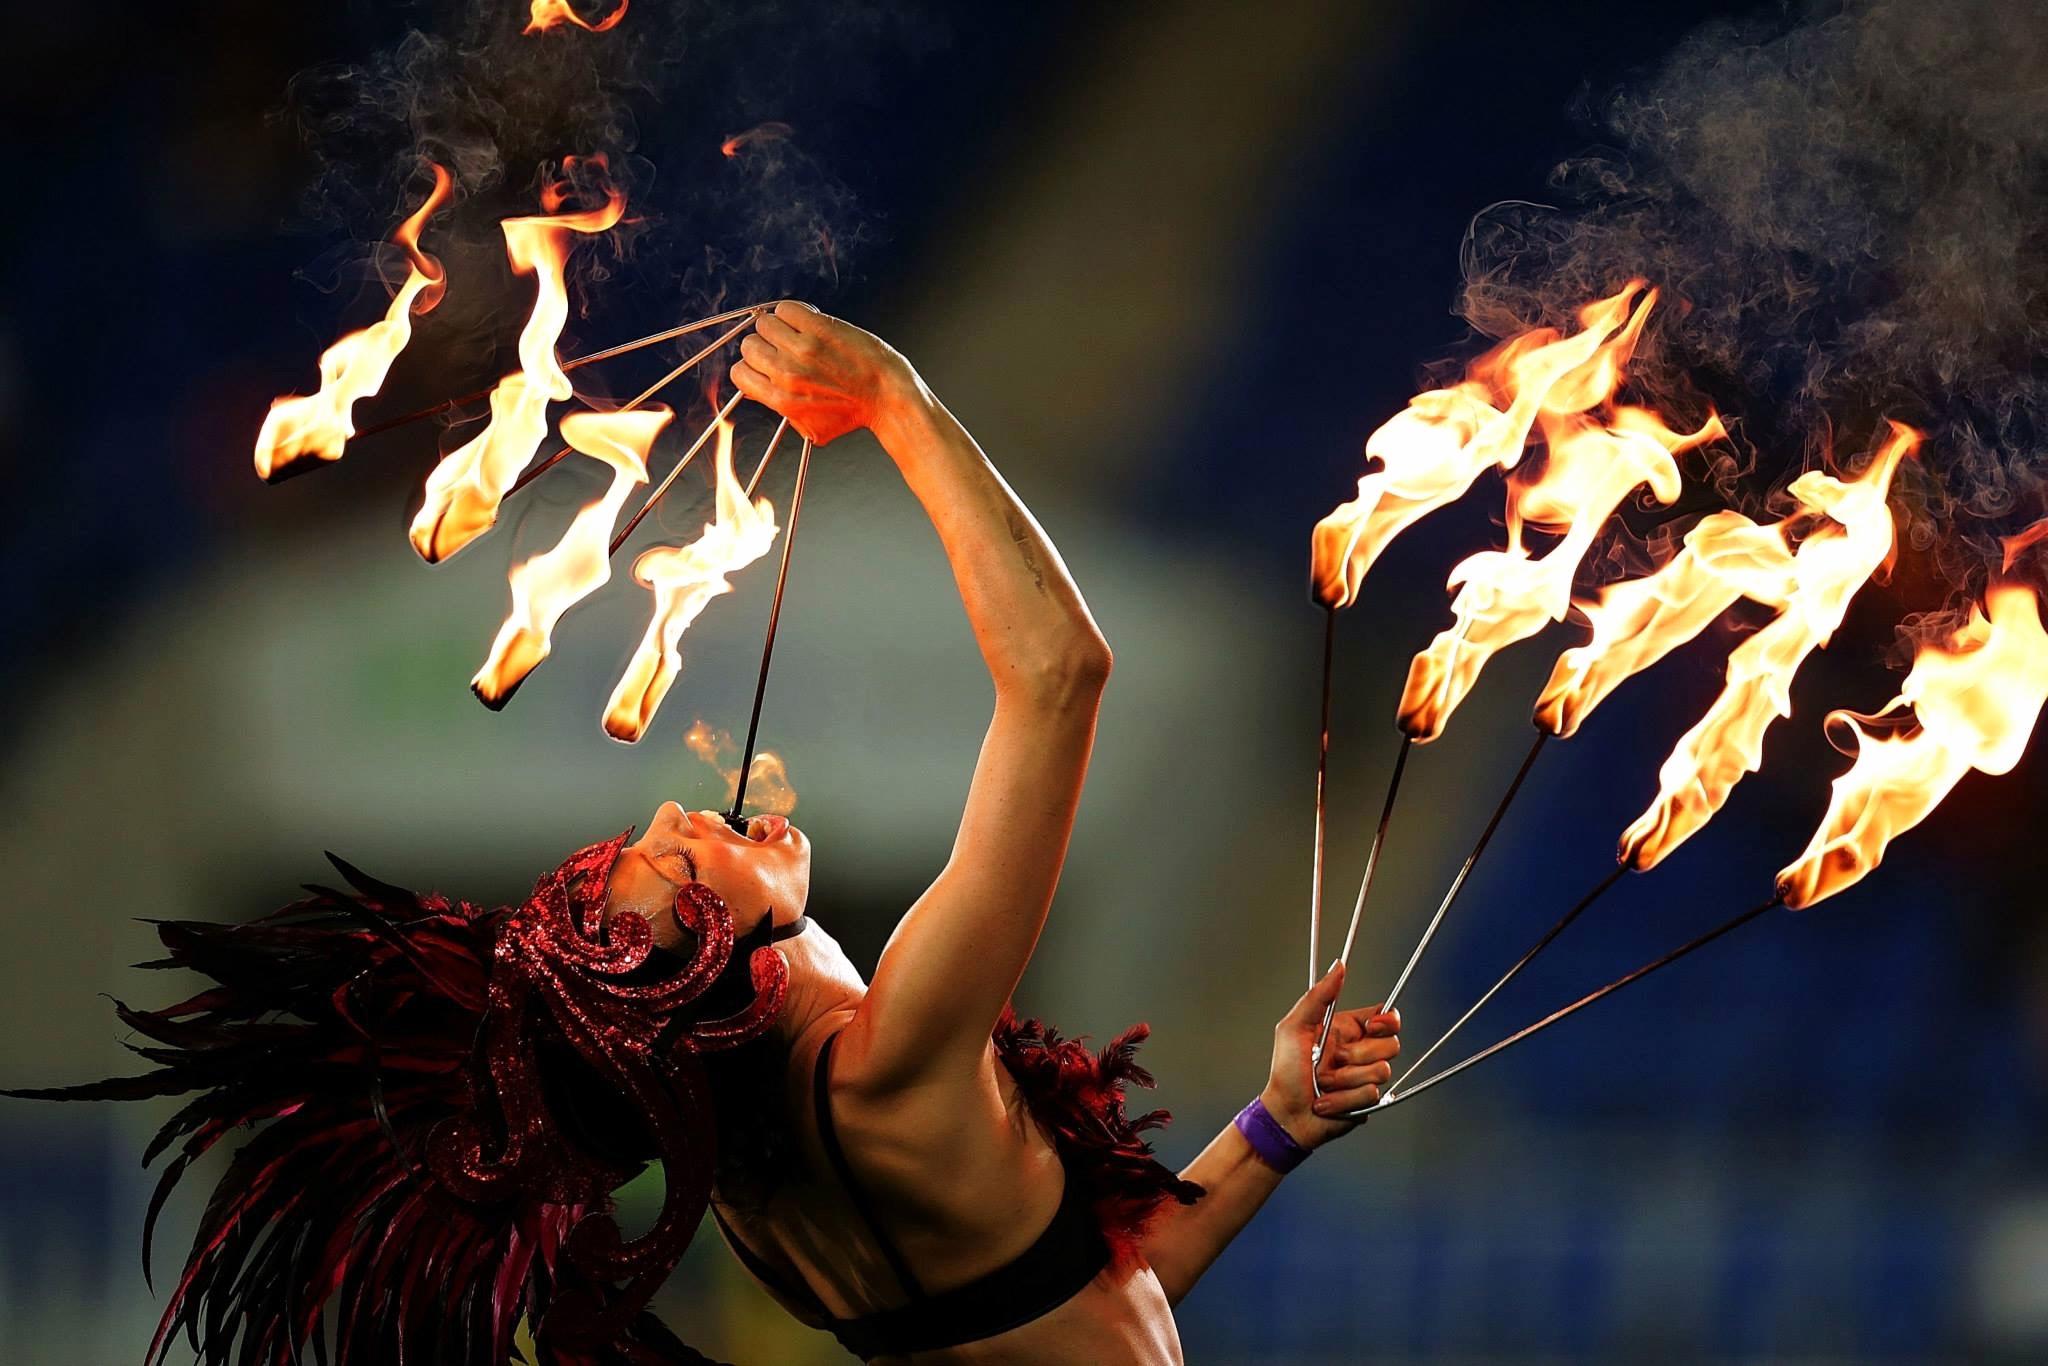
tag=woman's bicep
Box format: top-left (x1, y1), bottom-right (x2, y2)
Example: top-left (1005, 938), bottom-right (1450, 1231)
top-left (840, 691), bottom-right (1100, 1091)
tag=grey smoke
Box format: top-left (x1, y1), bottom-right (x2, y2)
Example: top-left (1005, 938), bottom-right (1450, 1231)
top-left (279, 2), bottom-right (897, 338)
top-left (1457, 0), bottom-right (2048, 625)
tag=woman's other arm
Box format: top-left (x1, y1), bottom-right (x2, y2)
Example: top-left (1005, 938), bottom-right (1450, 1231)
top-left (1142, 965), bottom-right (1400, 1305)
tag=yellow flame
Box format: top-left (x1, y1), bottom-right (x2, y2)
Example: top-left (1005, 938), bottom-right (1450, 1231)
top-left (603, 417), bottom-right (780, 742)
top-left (1619, 422), bottom-right (1921, 870)
top-left (1777, 584), bottom-right (2048, 908)
top-left (470, 406), bottom-right (668, 708)
top-left (525, 0), bottom-right (627, 32)
top-left (1534, 510), bottom-right (1801, 738)
top-left (253, 164), bottom-right (453, 482)
top-left (1395, 289), bottom-right (1723, 741)
top-left (1310, 283), bottom-right (1654, 609)
top-left (409, 182), bottom-right (625, 563)
top-left (683, 720), bottom-right (799, 815)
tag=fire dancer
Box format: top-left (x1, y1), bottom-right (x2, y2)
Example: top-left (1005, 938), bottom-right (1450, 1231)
top-left (15, 303), bottom-right (1400, 1365)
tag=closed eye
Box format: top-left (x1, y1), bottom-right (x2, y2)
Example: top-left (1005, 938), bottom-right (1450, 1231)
top-left (649, 846), bottom-right (699, 880)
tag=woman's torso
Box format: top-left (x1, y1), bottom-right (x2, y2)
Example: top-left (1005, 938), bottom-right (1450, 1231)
top-left (712, 1029), bottom-right (1185, 1365)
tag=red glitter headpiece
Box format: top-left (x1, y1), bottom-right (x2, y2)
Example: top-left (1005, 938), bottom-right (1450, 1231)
top-left (8, 832), bottom-right (784, 1365)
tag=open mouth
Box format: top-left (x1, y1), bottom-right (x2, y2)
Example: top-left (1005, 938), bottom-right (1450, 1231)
top-left (746, 814), bottom-right (789, 843)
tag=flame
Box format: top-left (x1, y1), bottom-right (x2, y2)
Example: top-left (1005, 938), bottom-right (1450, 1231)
top-left (1777, 584), bottom-right (2048, 908)
top-left (603, 417), bottom-right (780, 742)
top-left (1618, 422), bottom-right (1921, 870)
top-left (524, 0), bottom-right (627, 33)
top-left (721, 122), bottom-right (794, 158)
top-left (409, 180), bottom-right (625, 563)
top-left (2002, 515), bottom-right (2048, 572)
top-left (684, 721), bottom-right (799, 815)
top-left (1533, 510), bottom-right (1801, 738)
top-left (1395, 291), bottom-right (1729, 740)
top-left (1310, 283), bottom-right (1655, 610)
top-left (470, 406), bottom-right (668, 708)
top-left (253, 164), bottom-right (453, 482)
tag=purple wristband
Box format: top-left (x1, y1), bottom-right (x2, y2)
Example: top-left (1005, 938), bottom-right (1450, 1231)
top-left (1233, 1097), bottom-right (1311, 1174)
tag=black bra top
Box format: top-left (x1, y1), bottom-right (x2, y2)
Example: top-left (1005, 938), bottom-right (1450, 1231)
top-left (712, 1030), bottom-right (1110, 1360)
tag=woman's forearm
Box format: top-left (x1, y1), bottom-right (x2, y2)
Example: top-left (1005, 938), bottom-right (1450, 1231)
top-left (1142, 1121), bottom-right (1288, 1306)
top-left (872, 377), bottom-right (1111, 707)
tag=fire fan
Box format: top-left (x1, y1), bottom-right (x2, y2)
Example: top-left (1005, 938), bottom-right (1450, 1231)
top-left (12, 1), bottom-right (2048, 1363)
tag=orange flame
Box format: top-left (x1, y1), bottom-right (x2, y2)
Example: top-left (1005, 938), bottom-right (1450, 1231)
top-left (1618, 422), bottom-right (1921, 870)
top-left (1310, 283), bottom-right (1655, 610)
top-left (409, 180), bottom-right (625, 563)
top-left (683, 721), bottom-right (799, 815)
top-left (253, 164), bottom-right (453, 482)
top-left (721, 122), bottom-right (794, 158)
top-left (524, 0), bottom-right (627, 33)
top-left (1533, 510), bottom-right (1801, 738)
top-left (1777, 584), bottom-right (2048, 908)
top-left (2002, 515), bottom-right (2048, 572)
top-left (602, 416), bottom-right (780, 742)
top-left (1395, 290), bottom-right (1729, 740)
top-left (470, 406), bottom-right (668, 708)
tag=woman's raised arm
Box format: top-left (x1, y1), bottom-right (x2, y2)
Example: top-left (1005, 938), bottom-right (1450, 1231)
top-left (731, 303), bottom-right (1110, 1091)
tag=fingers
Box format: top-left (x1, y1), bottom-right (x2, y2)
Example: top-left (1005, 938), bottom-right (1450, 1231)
top-left (1279, 961), bottom-right (1346, 1032)
top-left (739, 333), bottom-right (781, 372)
top-left (1313, 1082), bottom-right (1381, 1116)
top-left (729, 359), bottom-right (796, 413)
top-left (755, 312), bottom-right (807, 351)
top-left (773, 299), bottom-right (823, 331)
top-left (1319, 1036), bottom-right (1400, 1068)
top-left (1315, 1061), bottom-right (1393, 1092)
top-left (1327, 1004), bottom-right (1400, 1047)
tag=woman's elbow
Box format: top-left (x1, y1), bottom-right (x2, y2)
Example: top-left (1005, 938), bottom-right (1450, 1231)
top-left (1006, 631), bottom-right (1113, 710)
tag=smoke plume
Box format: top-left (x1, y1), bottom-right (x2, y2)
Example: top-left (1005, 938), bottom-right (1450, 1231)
top-left (280, 2), bottom-right (894, 341)
top-left (1458, 0), bottom-right (2048, 629)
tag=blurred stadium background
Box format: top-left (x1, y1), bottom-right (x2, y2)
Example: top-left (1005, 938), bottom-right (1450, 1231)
top-left (5, 2), bottom-right (2047, 1361)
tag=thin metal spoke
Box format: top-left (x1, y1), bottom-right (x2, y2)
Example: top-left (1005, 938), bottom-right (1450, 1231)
top-left (725, 436), bottom-right (815, 830)
top-left (351, 302), bottom-right (776, 441)
top-left (506, 315), bottom-right (757, 500)
top-left (1390, 863), bottom-right (1626, 1092)
top-left (1308, 606), bottom-right (1336, 989)
top-left (1375, 728), bottom-right (1549, 1021)
top-left (1311, 735), bottom-right (1412, 1085)
top-left (603, 392), bottom-right (749, 557)
top-left (1348, 894), bottom-right (1782, 1120)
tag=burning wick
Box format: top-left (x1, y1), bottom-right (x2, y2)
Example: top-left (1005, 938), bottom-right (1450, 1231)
top-left (603, 415), bottom-right (781, 743)
top-left (253, 164), bottom-right (453, 483)
top-left (721, 122), bottom-right (794, 158)
top-left (524, 0), bottom-right (627, 34)
top-left (410, 174), bottom-right (626, 564)
top-left (470, 407), bottom-right (669, 709)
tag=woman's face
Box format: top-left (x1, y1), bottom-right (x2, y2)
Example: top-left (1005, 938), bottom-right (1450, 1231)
top-left (604, 801), bottom-right (812, 948)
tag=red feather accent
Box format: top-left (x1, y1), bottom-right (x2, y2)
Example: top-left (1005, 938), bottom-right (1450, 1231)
top-left (992, 1008), bottom-right (1204, 1274)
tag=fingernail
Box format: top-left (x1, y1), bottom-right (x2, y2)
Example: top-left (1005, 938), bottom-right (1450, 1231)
top-left (1366, 1020), bottom-right (1390, 1036)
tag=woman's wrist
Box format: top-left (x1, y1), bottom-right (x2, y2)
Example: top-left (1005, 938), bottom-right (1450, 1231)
top-left (867, 359), bottom-right (939, 453)
top-left (1237, 1093), bottom-right (1314, 1173)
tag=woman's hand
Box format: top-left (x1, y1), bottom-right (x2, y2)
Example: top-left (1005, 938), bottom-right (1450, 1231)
top-left (730, 301), bottom-right (922, 446)
top-left (1261, 962), bottom-right (1400, 1149)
